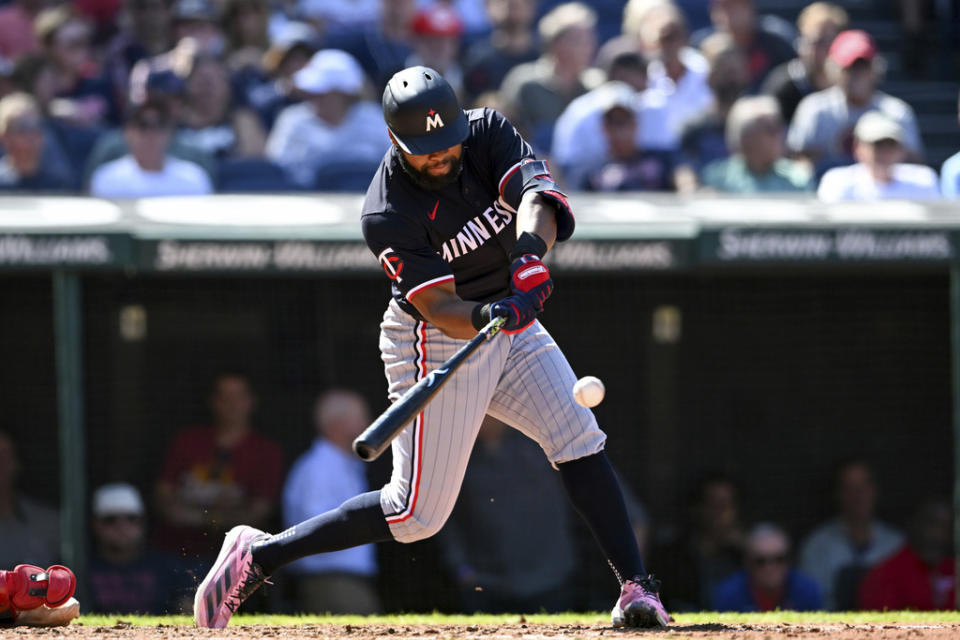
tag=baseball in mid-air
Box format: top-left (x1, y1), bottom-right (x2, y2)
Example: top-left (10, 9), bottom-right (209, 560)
top-left (573, 376), bottom-right (605, 408)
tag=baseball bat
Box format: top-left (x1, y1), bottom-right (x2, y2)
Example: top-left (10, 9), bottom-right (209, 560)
top-left (353, 315), bottom-right (508, 462)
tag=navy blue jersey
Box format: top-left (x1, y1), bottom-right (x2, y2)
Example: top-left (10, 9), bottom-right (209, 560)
top-left (362, 108), bottom-right (565, 320)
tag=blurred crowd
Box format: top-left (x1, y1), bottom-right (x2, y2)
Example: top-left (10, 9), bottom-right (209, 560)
top-left (1, 371), bottom-right (955, 614)
top-left (0, 0), bottom-right (959, 200)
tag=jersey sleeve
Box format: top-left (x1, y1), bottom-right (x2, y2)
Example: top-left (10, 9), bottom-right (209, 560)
top-left (484, 109), bottom-right (576, 241)
top-left (483, 109), bottom-right (534, 209)
top-left (362, 210), bottom-right (455, 302)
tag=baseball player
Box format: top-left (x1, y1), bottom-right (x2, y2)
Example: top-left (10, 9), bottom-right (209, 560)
top-left (194, 67), bottom-right (670, 629)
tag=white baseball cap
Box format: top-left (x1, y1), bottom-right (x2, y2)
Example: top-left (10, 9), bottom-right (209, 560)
top-left (93, 483), bottom-right (145, 517)
top-left (293, 49), bottom-right (365, 96)
top-left (854, 111), bottom-right (905, 144)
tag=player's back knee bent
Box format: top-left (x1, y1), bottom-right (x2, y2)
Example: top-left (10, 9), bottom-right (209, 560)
top-left (389, 514), bottom-right (449, 543)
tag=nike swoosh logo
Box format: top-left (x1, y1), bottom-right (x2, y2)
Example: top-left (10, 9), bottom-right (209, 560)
top-left (428, 200), bottom-right (439, 220)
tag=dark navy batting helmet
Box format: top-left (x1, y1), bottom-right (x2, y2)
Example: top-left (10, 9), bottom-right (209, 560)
top-left (383, 66), bottom-right (469, 155)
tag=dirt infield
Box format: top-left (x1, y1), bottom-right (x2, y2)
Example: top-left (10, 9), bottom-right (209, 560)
top-left (7, 622), bottom-right (960, 639)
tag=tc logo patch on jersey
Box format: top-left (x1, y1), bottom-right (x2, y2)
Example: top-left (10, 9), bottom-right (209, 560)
top-left (378, 248), bottom-right (404, 281)
top-left (426, 109), bottom-right (444, 131)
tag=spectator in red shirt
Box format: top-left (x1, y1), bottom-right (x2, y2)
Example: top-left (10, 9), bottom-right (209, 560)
top-left (859, 499), bottom-right (955, 611)
top-left (155, 372), bottom-right (284, 562)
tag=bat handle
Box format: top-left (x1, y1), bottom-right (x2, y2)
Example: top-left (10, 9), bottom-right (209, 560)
top-left (482, 314), bottom-right (507, 337)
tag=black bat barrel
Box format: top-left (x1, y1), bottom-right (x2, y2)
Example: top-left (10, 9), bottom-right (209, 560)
top-left (353, 316), bottom-right (506, 461)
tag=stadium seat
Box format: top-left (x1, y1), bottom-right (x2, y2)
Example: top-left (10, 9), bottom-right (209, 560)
top-left (313, 160), bottom-right (381, 192)
top-left (217, 158), bottom-right (302, 193)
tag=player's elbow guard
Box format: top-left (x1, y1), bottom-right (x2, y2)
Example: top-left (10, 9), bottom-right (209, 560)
top-left (501, 160), bottom-right (575, 241)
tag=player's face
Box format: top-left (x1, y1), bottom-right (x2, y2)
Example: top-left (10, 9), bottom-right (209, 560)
top-left (404, 144), bottom-right (462, 176)
top-left (398, 143), bottom-right (464, 189)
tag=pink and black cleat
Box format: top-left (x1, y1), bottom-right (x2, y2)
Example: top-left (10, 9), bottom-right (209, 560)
top-left (611, 575), bottom-right (671, 628)
top-left (193, 525), bottom-right (271, 628)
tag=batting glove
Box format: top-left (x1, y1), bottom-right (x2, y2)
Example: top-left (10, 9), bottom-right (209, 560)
top-left (509, 254), bottom-right (553, 309)
top-left (490, 291), bottom-right (540, 334)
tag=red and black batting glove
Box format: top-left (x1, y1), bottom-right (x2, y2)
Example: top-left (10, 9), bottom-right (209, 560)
top-left (472, 292), bottom-right (540, 334)
top-left (509, 254), bottom-right (552, 309)
top-left (508, 231), bottom-right (553, 308)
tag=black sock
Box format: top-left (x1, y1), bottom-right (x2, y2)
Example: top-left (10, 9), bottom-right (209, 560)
top-left (251, 490), bottom-right (393, 576)
top-left (557, 451), bottom-right (646, 584)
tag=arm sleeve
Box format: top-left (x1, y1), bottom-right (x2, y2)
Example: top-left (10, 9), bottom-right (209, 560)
top-left (362, 210), bottom-right (454, 301)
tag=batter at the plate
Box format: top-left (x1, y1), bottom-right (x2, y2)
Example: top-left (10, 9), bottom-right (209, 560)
top-left (193, 66), bottom-right (670, 630)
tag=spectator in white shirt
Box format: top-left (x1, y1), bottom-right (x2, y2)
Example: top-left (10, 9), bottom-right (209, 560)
top-left (799, 460), bottom-right (903, 610)
top-left (282, 389), bottom-right (380, 614)
top-left (817, 111), bottom-right (939, 203)
top-left (266, 49), bottom-right (388, 187)
top-left (550, 49), bottom-right (672, 187)
top-left (787, 29), bottom-right (923, 172)
top-left (629, 1), bottom-right (712, 140)
top-left (89, 100), bottom-right (213, 197)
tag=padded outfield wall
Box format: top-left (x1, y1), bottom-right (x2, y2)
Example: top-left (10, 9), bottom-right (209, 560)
top-left (1, 194), bottom-right (956, 610)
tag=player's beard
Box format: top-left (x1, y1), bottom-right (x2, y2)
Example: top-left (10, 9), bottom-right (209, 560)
top-left (397, 149), bottom-right (464, 190)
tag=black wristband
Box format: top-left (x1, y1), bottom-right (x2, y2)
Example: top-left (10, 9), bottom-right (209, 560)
top-left (471, 303), bottom-right (492, 331)
top-left (509, 231), bottom-right (548, 261)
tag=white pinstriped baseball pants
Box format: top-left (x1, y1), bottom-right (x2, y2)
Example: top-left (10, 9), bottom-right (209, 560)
top-left (377, 298), bottom-right (607, 543)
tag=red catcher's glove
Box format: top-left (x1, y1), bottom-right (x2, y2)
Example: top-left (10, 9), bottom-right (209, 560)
top-left (0, 565), bottom-right (76, 616)
top-left (509, 255), bottom-right (553, 309)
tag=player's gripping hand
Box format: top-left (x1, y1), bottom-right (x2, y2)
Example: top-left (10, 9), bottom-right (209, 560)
top-left (509, 255), bottom-right (553, 308)
top-left (491, 292), bottom-right (540, 333)
top-left (472, 291), bottom-right (540, 334)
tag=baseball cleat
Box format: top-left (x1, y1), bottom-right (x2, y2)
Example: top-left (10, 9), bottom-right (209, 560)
top-left (193, 525), bottom-right (271, 628)
top-left (611, 575), bottom-right (671, 628)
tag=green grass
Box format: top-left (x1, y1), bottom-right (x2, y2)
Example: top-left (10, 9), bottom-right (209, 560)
top-left (75, 611), bottom-right (960, 627)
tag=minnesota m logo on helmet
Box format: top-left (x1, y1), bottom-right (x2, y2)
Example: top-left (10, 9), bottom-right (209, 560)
top-left (426, 109), bottom-right (444, 131)
top-left (382, 66), bottom-right (468, 155)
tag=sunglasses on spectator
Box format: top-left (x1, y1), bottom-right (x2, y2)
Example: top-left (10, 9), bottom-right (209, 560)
top-left (750, 553), bottom-right (788, 567)
top-left (99, 514), bottom-right (143, 525)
